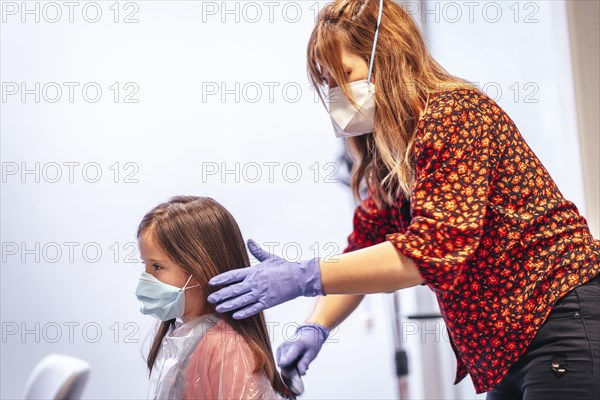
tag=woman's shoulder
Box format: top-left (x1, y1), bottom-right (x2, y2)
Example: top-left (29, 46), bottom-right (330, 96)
top-left (412, 85), bottom-right (515, 162)
top-left (424, 86), bottom-right (505, 119)
top-left (417, 86), bottom-right (513, 138)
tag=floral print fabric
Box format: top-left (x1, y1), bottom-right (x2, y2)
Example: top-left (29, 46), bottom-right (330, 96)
top-left (343, 88), bottom-right (600, 393)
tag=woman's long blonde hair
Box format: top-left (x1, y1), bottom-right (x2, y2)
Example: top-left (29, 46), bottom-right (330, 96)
top-left (138, 196), bottom-right (290, 397)
top-left (308, 0), bottom-right (473, 207)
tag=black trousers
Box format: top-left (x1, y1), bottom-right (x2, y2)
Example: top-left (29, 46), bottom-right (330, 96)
top-left (486, 273), bottom-right (600, 400)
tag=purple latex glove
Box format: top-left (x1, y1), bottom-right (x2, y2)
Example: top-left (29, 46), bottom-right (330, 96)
top-left (277, 323), bottom-right (330, 376)
top-left (207, 239), bottom-right (324, 319)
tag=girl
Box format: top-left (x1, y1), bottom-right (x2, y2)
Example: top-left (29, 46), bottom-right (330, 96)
top-left (134, 196), bottom-right (292, 399)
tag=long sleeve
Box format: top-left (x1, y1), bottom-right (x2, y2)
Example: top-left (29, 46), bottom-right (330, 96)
top-left (383, 88), bottom-right (600, 393)
top-left (386, 94), bottom-right (497, 292)
top-left (344, 195), bottom-right (410, 254)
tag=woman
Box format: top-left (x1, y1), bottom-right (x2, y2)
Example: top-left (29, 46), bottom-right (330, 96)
top-left (135, 196), bottom-right (292, 399)
top-left (207, 0), bottom-right (600, 398)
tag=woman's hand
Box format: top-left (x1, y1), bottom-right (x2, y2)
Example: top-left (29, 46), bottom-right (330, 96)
top-left (207, 239), bottom-right (324, 319)
top-left (277, 323), bottom-right (330, 376)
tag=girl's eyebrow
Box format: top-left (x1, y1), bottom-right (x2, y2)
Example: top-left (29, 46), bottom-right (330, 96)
top-left (142, 257), bottom-right (163, 263)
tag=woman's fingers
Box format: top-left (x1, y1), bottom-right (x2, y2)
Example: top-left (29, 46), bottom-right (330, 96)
top-left (296, 353), bottom-right (312, 376)
top-left (231, 301), bottom-right (265, 319)
top-left (213, 290), bottom-right (258, 314)
top-left (208, 266), bottom-right (251, 286)
top-left (277, 341), bottom-right (304, 368)
top-left (207, 278), bottom-right (252, 305)
top-left (247, 239), bottom-right (281, 262)
top-left (247, 239), bottom-right (268, 261)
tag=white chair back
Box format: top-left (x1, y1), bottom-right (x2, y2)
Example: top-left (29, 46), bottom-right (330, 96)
top-left (22, 354), bottom-right (90, 400)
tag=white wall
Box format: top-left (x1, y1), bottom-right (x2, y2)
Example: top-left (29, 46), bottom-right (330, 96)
top-left (566, 0), bottom-right (600, 238)
top-left (0, 1), bottom-right (587, 399)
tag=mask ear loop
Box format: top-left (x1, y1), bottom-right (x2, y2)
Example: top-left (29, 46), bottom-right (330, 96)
top-left (182, 274), bottom-right (200, 291)
top-left (367, 0), bottom-right (384, 93)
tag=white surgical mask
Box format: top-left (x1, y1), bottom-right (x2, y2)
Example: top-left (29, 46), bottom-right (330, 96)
top-left (328, 81), bottom-right (376, 138)
top-left (325, 0), bottom-right (384, 138)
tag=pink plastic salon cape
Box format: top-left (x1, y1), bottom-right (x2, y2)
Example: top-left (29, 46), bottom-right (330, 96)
top-left (148, 313), bottom-right (282, 399)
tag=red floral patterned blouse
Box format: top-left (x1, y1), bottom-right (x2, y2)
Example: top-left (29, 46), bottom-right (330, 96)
top-left (342, 88), bottom-right (600, 393)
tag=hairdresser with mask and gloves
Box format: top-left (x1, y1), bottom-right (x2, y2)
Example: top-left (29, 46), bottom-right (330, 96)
top-left (208, 0), bottom-right (600, 398)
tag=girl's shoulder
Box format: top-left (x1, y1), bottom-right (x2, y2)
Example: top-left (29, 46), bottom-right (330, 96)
top-left (186, 317), bottom-right (255, 374)
top-left (195, 318), bottom-right (252, 352)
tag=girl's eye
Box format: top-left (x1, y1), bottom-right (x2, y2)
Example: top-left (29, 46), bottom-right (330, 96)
top-left (153, 264), bottom-right (163, 271)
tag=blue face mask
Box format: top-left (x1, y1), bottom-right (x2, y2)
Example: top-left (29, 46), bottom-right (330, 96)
top-left (135, 272), bottom-right (200, 321)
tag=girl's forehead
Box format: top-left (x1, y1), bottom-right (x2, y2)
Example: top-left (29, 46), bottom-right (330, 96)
top-left (138, 229), bottom-right (155, 246)
top-left (138, 230), bottom-right (163, 256)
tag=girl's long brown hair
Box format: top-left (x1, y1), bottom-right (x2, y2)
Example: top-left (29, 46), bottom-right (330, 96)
top-left (308, 0), bottom-right (475, 207)
top-left (138, 196), bottom-right (289, 397)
